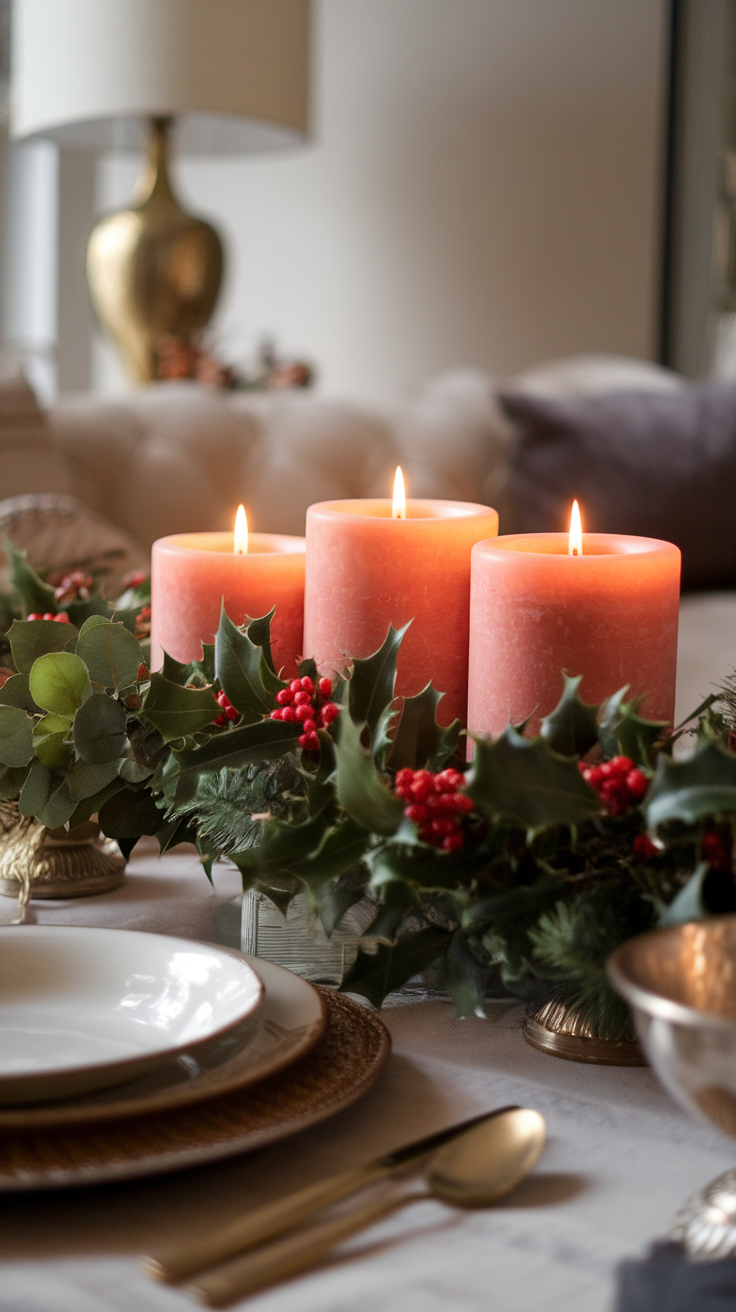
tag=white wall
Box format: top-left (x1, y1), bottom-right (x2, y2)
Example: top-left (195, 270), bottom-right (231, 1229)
top-left (92, 0), bottom-right (668, 404)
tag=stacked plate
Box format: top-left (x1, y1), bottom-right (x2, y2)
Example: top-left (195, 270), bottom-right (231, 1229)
top-left (0, 926), bottom-right (390, 1191)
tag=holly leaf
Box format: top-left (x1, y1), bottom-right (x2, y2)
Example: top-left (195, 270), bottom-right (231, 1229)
top-left (348, 622), bottom-right (411, 744)
top-left (232, 811), bottom-right (330, 880)
top-left (173, 718), bottom-right (301, 789)
top-left (140, 674), bottom-right (218, 743)
top-left (0, 673), bottom-right (39, 712)
top-left (598, 686), bottom-right (667, 765)
top-left (465, 726), bottom-right (599, 832)
top-left (215, 605), bottom-right (283, 722)
top-left (75, 619), bottom-right (142, 692)
top-left (29, 652), bottom-right (92, 719)
top-left (340, 926), bottom-right (450, 1006)
top-left (9, 618), bottom-right (78, 674)
top-left (364, 881), bottom-right (420, 943)
top-left (246, 609), bottom-right (285, 690)
top-left (4, 538), bottom-right (56, 615)
top-left (659, 863), bottom-right (709, 927)
top-left (73, 693), bottom-right (127, 764)
top-left (540, 674), bottom-right (599, 757)
top-left (0, 705), bottom-right (33, 767)
top-left (18, 760), bottom-right (52, 816)
top-left (335, 711), bottom-right (404, 835)
top-left (161, 652), bottom-right (190, 686)
top-left (643, 740), bottom-right (736, 831)
top-left (390, 682), bottom-right (461, 772)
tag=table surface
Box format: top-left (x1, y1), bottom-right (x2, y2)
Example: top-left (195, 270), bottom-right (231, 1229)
top-left (0, 846), bottom-right (731, 1312)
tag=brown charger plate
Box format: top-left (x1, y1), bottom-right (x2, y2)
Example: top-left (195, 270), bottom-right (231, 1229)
top-left (0, 989), bottom-right (391, 1190)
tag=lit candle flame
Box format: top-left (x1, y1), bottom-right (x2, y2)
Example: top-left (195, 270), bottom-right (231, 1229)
top-left (568, 499), bottom-right (582, 556)
top-left (392, 466), bottom-right (406, 519)
top-left (234, 504), bottom-right (248, 554)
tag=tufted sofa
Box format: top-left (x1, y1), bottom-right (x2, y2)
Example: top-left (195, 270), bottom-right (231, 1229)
top-left (0, 351), bottom-right (729, 729)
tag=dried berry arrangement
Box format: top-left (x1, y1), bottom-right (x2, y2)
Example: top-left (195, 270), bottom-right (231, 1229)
top-left (1, 540), bottom-right (736, 1038)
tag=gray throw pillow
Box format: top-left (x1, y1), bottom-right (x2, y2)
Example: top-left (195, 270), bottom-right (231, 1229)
top-left (500, 381), bottom-right (736, 590)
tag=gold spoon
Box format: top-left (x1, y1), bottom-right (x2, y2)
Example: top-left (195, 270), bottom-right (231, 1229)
top-left (185, 1107), bottom-right (546, 1307)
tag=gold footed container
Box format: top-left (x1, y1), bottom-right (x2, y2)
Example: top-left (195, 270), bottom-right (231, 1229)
top-left (522, 998), bottom-right (645, 1066)
top-left (0, 803), bottom-right (125, 918)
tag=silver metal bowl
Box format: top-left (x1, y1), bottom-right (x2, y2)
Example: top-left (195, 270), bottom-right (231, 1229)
top-left (609, 917), bottom-right (736, 1256)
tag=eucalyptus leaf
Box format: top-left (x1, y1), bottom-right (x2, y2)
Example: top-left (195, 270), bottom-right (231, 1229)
top-left (32, 714), bottom-right (72, 770)
top-left (465, 726), bottom-right (599, 832)
top-left (36, 779), bottom-right (77, 829)
top-left (67, 757), bottom-right (121, 801)
top-left (0, 705), bottom-right (33, 767)
top-left (98, 786), bottom-right (164, 840)
top-left (18, 760), bottom-right (52, 816)
top-left (75, 619), bottom-right (142, 691)
top-left (340, 926), bottom-right (449, 1006)
top-left (29, 651), bottom-right (92, 718)
top-left (214, 605), bottom-right (278, 721)
top-left (348, 621), bottom-right (411, 744)
top-left (9, 618), bottom-right (78, 674)
top-left (0, 673), bottom-right (39, 712)
top-left (540, 674), bottom-right (599, 757)
top-left (68, 779), bottom-right (124, 828)
top-left (644, 740), bottom-right (736, 830)
top-left (118, 757), bottom-right (154, 784)
top-left (335, 712), bottom-right (404, 835)
top-left (140, 674), bottom-right (217, 743)
top-left (73, 693), bottom-right (127, 763)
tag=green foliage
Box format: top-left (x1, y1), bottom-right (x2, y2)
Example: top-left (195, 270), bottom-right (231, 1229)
top-left (465, 727), bottom-right (599, 832)
top-left (29, 652), bottom-right (91, 718)
top-left (0, 705), bottom-right (34, 766)
top-left (335, 711), bottom-right (404, 835)
top-left (347, 622), bottom-right (410, 745)
top-left (540, 674), bottom-right (599, 757)
top-left (75, 618), bottom-right (141, 691)
top-left (4, 538), bottom-right (56, 615)
top-left (140, 674), bottom-right (218, 743)
top-left (389, 682), bottom-right (460, 772)
top-left (341, 926), bottom-right (450, 1006)
top-left (643, 740), bottom-right (736, 830)
top-left (9, 619), bottom-right (78, 673)
top-left (214, 605), bottom-right (285, 722)
top-left (73, 694), bottom-right (127, 763)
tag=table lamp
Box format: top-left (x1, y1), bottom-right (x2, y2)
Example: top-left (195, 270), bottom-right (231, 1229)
top-left (10, 0), bottom-right (310, 384)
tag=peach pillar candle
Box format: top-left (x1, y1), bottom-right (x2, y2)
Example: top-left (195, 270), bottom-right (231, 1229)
top-left (150, 531), bottom-right (306, 677)
top-left (304, 498), bottom-right (499, 725)
top-left (467, 532), bottom-right (681, 740)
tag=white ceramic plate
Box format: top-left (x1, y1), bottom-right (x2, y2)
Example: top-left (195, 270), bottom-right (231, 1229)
top-left (0, 954), bottom-right (326, 1129)
top-left (0, 926), bottom-right (264, 1105)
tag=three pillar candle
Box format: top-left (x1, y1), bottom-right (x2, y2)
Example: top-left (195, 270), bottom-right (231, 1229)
top-left (150, 487), bottom-right (681, 737)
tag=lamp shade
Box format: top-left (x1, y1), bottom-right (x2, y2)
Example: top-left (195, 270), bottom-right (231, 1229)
top-left (11, 0), bottom-right (310, 154)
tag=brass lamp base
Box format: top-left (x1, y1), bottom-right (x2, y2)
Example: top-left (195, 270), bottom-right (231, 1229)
top-left (0, 804), bottom-right (125, 919)
top-left (522, 999), bottom-right (645, 1066)
top-left (87, 116), bottom-right (223, 385)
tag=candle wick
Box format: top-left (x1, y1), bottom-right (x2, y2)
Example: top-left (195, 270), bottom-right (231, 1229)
top-left (572, 547), bottom-right (579, 557)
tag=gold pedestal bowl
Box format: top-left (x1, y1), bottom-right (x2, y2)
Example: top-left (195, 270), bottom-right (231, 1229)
top-left (609, 918), bottom-right (736, 1258)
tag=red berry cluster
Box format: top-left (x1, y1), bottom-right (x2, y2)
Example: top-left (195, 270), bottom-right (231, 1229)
top-left (26, 611), bottom-right (71, 623)
top-left (214, 690), bottom-right (239, 728)
top-left (52, 570), bottom-right (92, 603)
top-left (394, 767), bottom-right (475, 852)
top-left (135, 605), bottom-right (151, 639)
top-left (578, 756), bottom-right (649, 817)
top-left (269, 676), bottom-right (339, 752)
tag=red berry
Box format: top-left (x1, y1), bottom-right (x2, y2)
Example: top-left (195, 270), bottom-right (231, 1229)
top-left (289, 679), bottom-right (303, 694)
top-left (53, 612), bottom-right (71, 623)
top-left (318, 677), bottom-right (332, 697)
top-left (442, 833), bottom-right (464, 853)
top-left (300, 676), bottom-right (314, 694)
top-left (281, 706), bottom-right (296, 722)
top-left (299, 731), bottom-right (320, 751)
top-left (613, 756), bottom-right (634, 775)
top-left (226, 707), bottom-right (238, 721)
top-left (626, 769), bottom-right (648, 801)
top-left (214, 713), bottom-right (228, 727)
top-left (276, 689), bottom-right (293, 706)
top-left (632, 833), bottom-right (659, 860)
top-left (321, 702), bottom-right (339, 725)
top-left (26, 613), bottom-right (40, 621)
top-left (395, 768), bottom-right (414, 787)
top-left (270, 709), bottom-right (283, 720)
top-left (295, 703), bottom-right (312, 722)
top-left (137, 662), bottom-right (149, 681)
top-left (302, 718), bottom-right (316, 734)
top-left (293, 690), bottom-right (311, 706)
top-left (702, 831), bottom-right (733, 872)
top-left (405, 803), bottom-right (429, 824)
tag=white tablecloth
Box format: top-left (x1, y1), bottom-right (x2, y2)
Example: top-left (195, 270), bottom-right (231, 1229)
top-left (0, 848), bottom-right (730, 1312)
